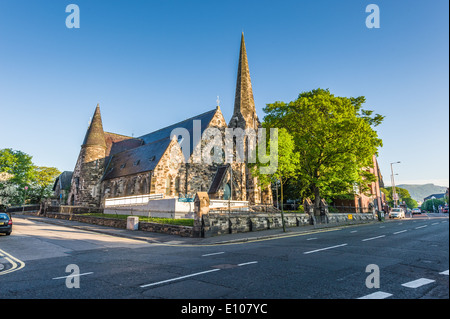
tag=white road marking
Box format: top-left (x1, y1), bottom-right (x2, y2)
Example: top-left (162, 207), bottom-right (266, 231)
top-left (202, 252), bottom-right (225, 257)
top-left (362, 235), bottom-right (385, 242)
top-left (350, 230), bottom-right (358, 233)
top-left (237, 261), bottom-right (258, 267)
top-left (306, 237), bottom-right (318, 241)
top-left (0, 248), bottom-right (25, 276)
top-left (401, 278), bottom-right (435, 289)
top-left (415, 225), bottom-right (428, 229)
top-left (303, 244), bottom-right (348, 254)
top-left (357, 291), bottom-right (392, 299)
top-left (393, 230), bottom-right (407, 235)
top-left (140, 259), bottom-right (259, 288)
top-left (431, 222), bottom-right (439, 225)
top-left (439, 270), bottom-right (449, 275)
top-left (52, 272), bottom-right (94, 280)
top-left (140, 269), bottom-right (220, 288)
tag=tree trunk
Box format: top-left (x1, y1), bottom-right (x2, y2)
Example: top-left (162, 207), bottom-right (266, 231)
top-left (314, 186), bottom-right (321, 217)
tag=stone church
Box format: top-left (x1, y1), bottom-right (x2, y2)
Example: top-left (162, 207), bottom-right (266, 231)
top-left (67, 33), bottom-right (272, 208)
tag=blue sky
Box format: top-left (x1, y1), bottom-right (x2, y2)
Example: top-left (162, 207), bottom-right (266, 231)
top-left (0, 0), bottom-right (448, 187)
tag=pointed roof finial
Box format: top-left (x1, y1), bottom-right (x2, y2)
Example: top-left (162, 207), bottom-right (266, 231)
top-left (82, 103), bottom-right (106, 148)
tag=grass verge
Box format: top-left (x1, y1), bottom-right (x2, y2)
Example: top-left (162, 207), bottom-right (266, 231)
top-left (80, 213), bottom-right (194, 227)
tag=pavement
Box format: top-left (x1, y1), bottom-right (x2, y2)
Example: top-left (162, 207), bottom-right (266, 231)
top-left (11, 212), bottom-right (382, 246)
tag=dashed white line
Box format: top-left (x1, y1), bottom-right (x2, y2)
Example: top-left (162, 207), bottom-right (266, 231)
top-left (350, 230), bottom-right (358, 233)
top-left (439, 270), bottom-right (449, 276)
top-left (415, 225), bottom-right (428, 229)
top-left (52, 272), bottom-right (94, 280)
top-left (401, 278), bottom-right (435, 289)
top-left (140, 260), bottom-right (258, 288)
top-left (393, 230), bottom-right (408, 235)
top-left (202, 252), bottom-right (225, 257)
top-left (306, 237), bottom-right (318, 241)
top-left (303, 244), bottom-right (348, 254)
top-left (362, 235), bottom-right (385, 242)
top-left (140, 269), bottom-right (220, 288)
top-left (357, 291), bottom-right (392, 299)
top-left (237, 261), bottom-right (258, 267)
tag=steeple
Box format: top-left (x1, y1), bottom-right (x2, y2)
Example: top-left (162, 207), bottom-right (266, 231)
top-left (69, 103), bottom-right (107, 207)
top-left (229, 32), bottom-right (259, 129)
top-left (82, 104), bottom-right (106, 149)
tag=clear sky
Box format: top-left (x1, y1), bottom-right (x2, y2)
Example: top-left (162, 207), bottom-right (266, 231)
top-left (0, 0), bottom-right (448, 187)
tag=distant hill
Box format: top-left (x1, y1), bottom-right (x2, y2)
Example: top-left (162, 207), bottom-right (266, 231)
top-left (396, 184), bottom-right (448, 202)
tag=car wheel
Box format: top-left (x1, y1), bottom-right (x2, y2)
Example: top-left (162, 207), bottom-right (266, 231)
top-left (5, 232), bottom-right (11, 236)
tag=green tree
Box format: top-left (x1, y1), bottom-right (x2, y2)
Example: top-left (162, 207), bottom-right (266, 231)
top-left (422, 198), bottom-right (446, 212)
top-left (28, 166), bottom-right (61, 203)
top-left (263, 88), bottom-right (383, 216)
top-left (381, 186), bottom-right (418, 209)
top-left (249, 128), bottom-right (299, 232)
top-left (0, 149), bottom-right (35, 205)
top-left (0, 149), bottom-right (61, 205)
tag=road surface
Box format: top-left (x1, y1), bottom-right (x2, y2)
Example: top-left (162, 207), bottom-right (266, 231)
top-left (0, 213), bottom-right (448, 300)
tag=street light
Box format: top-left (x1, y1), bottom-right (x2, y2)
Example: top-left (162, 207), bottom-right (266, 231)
top-left (390, 161), bottom-right (401, 207)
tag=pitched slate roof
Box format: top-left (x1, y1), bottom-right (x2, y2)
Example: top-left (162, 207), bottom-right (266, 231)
top-left (102, 108), bottom-right (219, 181)
top-left (102, 137), bottom-right (173, 181)
top-left (138, 108), bottom-right (218, 158)
top-left (104, 132), bottom-right (143, 157)
top-left (52, 171), bottom-right (74, 191)
top-left (208, 165), bottom-right (229, 194)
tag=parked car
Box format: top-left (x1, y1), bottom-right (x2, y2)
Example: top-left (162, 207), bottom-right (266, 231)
top-left (389, 208), bottom-right (405, 219)
top-left (443, 206), bottom-right (449, 214)
top-left (0, 213), bottom-right (12, 235)
top-left (411, 208), bottom-right (422, 215)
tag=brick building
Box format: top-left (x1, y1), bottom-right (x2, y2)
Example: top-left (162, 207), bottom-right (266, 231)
top-left (332, 154), bottom-right (386, 213)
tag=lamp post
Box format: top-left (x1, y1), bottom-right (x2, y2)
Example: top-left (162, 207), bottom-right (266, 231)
top-left (390, 161), bottom-right (401, 207)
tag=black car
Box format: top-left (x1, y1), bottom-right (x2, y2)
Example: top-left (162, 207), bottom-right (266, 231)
top-left (0, 213), bottom-right (12, 235)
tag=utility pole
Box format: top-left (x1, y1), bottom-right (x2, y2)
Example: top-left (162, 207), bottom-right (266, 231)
top-left (390, 161), bottom-right (400, 207)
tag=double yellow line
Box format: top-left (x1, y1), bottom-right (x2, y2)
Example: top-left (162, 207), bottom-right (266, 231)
top-left (0, 248), bottom-right (25, 276)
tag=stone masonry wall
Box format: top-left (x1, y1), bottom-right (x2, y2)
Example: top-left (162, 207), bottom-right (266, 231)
top-left (198, 212), bottom-right (376, 238)
top-left (68, 145), bottom-right (106, 207)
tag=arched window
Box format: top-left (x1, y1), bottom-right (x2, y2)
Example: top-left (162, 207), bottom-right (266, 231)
top-left (165, 177), bottom-right (171, 196)
top-left (126, 181), bottom-right (133, 196)
top-left (175, 177), bottom-right (180, 194)
top-left (141, 178), bottom-right (148, 195)
top-left (223, 183), bottom-right (231, 200)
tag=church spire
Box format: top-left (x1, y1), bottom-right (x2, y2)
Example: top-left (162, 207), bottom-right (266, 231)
top-left (82, 104), bottom-right (106, 149)
top-left (229, 32), bottom-right (259, 129)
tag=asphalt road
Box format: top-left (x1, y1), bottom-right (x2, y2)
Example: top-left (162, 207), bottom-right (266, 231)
top-left (0, 213), bottom-right (448, 301)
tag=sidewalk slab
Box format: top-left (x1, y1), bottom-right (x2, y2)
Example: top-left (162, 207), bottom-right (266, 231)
top-left (13, 213), bottom-right (378, 246)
